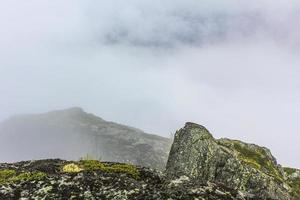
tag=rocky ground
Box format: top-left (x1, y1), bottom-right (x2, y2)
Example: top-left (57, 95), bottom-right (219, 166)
top-left (0, 122), bottom-right (299, 200)
top-left (0, 159), bottom-right (251, 200)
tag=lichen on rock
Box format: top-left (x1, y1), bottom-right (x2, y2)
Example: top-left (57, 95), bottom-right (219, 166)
top-left (284, 167), bottom-right (300, 199)
top-left (166, 122), bottom-right (293, 200)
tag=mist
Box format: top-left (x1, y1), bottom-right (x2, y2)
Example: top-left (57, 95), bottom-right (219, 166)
top-left (0, 0), bottom-right (300, 168)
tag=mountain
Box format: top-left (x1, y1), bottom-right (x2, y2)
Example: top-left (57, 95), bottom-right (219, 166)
top-left (0, 107), bottom-right (172, 170)
top-left (0, 122), bottom-right (299, 199)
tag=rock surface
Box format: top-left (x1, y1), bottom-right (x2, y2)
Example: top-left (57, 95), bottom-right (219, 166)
top-left (0, 107), bottom-right (172, 170)
top-left (283, 167), bottom-right (300, 199)
top-left (0, 159), bottom-right (251, 200)
top-left (166, 122), bottom-right (298, 200)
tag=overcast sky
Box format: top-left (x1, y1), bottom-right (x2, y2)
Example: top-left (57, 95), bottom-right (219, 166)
top-left (0, 0), bottom-right (300, 168)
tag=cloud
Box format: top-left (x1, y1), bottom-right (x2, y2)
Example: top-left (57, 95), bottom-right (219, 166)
top-left (0, 0), bottom-right (300, 167)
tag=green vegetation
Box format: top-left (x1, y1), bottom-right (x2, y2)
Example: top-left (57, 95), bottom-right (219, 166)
top-left (61, 160), bottom-right (140, 179)
top-left (288, 177), bottom-right (300, 199)
top-left (79, 160), bottom-right (105, 171)
top-left (0, 169), bottom-right (16, 184)
top-left (218, 140), bottom-right (284, 183)
top-left (232, 142), bottom-right (283, 182)
top-left (283, 167), bottom-right (297, 176)
top-left (10, 172), bottom-right (46, 182)
top-left (78, 160), bottom-right (140, 179)
top-left (101, 163), bottom-right (140, 179)
top-left (0, 169), bottom-right (46, 185)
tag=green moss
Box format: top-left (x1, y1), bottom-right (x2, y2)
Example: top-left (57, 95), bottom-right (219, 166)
top-left (79, 160), bottom-right (105, 171)
top-left (101, 163), bottom-right (140, 179)
top-left (288, 177), bottom-right (300, 199)
top-left (0, 169), bottom-right (16, 184)
top-left (218, 140), bottom-right (284, 183)
top-left (10, 171), bottom-right (46, 182)
top-left (232, 142), bottom-right (283, 182)
top-left (283, 167), bottom-right (297, 176)
top-left (0, 169), bottom-right (46, 185)
top-left (283, 167), bottom-right (300, 198)
top-left (79, 160), bottom-right (140, 179)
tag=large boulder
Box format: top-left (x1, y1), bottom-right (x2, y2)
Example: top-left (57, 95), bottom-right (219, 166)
top-left (166, 122), bottom-right (292, 200)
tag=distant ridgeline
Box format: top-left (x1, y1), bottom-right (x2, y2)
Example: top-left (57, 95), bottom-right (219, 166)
top-left (0, 107), bottom-right (172, 170)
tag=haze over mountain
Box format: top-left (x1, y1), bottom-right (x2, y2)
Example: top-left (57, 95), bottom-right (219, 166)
top-left (0, 108), bottom-right (171, 170)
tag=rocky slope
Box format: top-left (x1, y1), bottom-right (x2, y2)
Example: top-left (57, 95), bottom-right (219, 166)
top-left (0, 122), bottom-right (299, 199)
top-left (166, 122), bottom-right (299, 200)
top-left (0, 108), bottom-right (171, 170)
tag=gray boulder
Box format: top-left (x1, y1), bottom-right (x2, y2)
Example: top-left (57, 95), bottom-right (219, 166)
top-left (166, 122), bottom-right (293, 200)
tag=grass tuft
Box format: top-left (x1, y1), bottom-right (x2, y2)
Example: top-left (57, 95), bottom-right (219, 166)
top-left (79, 160), bottom-right (140, 179)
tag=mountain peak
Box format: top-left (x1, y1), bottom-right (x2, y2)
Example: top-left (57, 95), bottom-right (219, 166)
top-left (184, 122), bottom-right (207, 129)
top-left (63, 107), bottom-right (84, 113)
top-left (180, 122), bottom-right (213, 140)
top-left (47, 107), bottom-right (85, 116)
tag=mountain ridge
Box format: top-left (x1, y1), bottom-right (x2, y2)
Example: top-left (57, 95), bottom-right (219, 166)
top-left (0, 107), bottom-right (172, 170)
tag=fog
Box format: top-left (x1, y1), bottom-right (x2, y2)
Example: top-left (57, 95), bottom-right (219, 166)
top-left (0, 0), bottom-right (300, 168)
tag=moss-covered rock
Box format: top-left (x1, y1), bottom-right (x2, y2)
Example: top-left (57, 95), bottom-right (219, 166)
top-left (0, 170), bottom-right (16, 184)
top-left (166, 122), bottom-right (293, 200)
top-left (284, 167), bottom-right (300, 199)
top-left (218, 139), bottom-right (285, 183)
